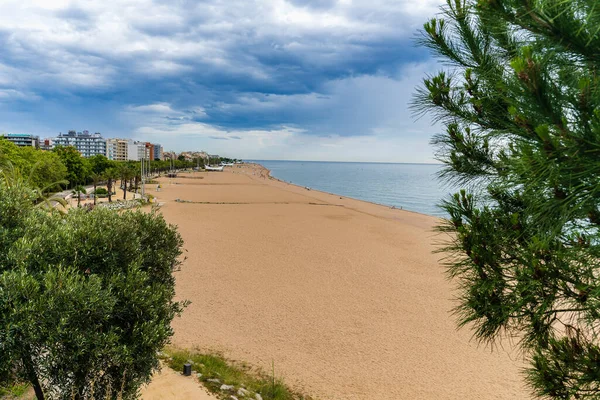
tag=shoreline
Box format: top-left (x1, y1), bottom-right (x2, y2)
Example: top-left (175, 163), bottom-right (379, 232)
top-left (248, 162), bottom-right (445, 219)
top-left (254, 162), bottom-right (440, 219)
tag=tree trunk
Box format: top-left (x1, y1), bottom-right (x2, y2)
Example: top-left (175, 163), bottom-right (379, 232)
top-left (107, 179), bottom-right (113, 203)
top-left (77, 192), bottom-right (81, 207)
top-left (93, 183), bottom-right (97, 205)
top-left (122, 179), bottom-right (127, 200)
top-left (22, 353), bottom-right (44, 400)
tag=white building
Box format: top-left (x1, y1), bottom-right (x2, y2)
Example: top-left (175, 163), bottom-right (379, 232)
top-left (53, 130), bottom-right (106, 158)
top-left (127, 140), bottom-right (146, 161)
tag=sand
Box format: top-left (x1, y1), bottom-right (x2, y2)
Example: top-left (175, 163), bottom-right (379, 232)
top-left (150, 165), bottom-right (529, 399)
top-left (140, 365), bottom-right (217, 400)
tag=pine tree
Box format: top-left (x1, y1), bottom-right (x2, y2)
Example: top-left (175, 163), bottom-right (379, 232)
top-left (414, 0), bottom-right (600, 397)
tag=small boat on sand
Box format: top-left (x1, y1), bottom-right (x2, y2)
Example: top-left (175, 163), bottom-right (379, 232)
top-left (205, 165), bottom-right (224, 172)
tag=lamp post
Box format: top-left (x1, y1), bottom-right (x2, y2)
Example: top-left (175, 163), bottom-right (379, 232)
top-left (141, 157), bottom-right (145, 197)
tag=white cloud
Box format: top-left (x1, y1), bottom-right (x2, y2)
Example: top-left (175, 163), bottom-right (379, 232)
top-left (0, 89), bottom-right (40, 102)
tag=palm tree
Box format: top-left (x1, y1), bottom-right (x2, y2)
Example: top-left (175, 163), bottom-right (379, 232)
top-left (119, 165), bottom-right (134, 200)
top-left (90, 172), bottom-right (103, 206)
top-left (71, 185), bottom-right (86, 207)
top-left (133, 169), bottom-right (141, 193)
top-left (104, 168), bottom-right (119, 203)
top-left (0, 162), bottom-right (68, 210)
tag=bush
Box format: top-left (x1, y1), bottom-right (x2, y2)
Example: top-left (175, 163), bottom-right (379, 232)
top-left (0, 177), bottom-right (186, 399)
top-left (94, 187), bottom-right (108, 195)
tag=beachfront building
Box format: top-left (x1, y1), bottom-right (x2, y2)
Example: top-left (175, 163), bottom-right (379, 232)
top-left (106, 138), bottom-right (129, 161)
top-left (162, 151), bottom-right (176, 161)
top-left (53, 130), bottom-right (106, 157)
top-left (127, 140), bottom-right (146, 161)
top-left (144, 142), bottom-right (155, 161)
top-left (40, 138), bottom-right (53, 151)
top-left (153, 144), bottom-right (162, 160)
top-left (179, 152), bottom-right (194, 161)
top-left (1, 133), bottom-right (40, 148)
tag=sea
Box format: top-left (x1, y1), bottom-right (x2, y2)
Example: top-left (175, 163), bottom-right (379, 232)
top-left (251, 160), bottom-right (456, 218)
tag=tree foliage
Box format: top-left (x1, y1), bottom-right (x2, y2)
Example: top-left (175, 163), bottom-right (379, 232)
top-left (414, 0), bottom-right (600, 398)
top-left (0, 140), bottom-right (67, 191)
top-left (0, 171), bottom-right (186, 399)
top-left (52, 146), bottom-right (90, 188)
top-left (103, 167), bottom-right (119, 203)
top-left (119, 164), bottom-right (136, 200)
top-left (88, 154), bottom-right (114, 176)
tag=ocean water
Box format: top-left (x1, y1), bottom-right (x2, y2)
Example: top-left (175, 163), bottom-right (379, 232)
top-left (252, 160), bottom-right (455, 217)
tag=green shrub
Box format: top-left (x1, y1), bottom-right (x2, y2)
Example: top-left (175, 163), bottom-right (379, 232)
top-left (0, 176), bottom-right (186, 399)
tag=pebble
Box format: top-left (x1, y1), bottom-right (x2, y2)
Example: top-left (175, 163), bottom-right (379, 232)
top-left (238, 388), bottom-right (250, 396)
top-left (207, 378), bottom-right (221, 384)
top-left (255, 394), bottom-right (263, 400)
top-left (230, 397), bottom-right (239, 400)
top-left (220, 384), bottom-right (234, 391)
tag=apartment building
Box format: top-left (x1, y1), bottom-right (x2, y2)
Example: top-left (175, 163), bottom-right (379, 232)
top-left (2, 133), bottom-right (40, 148)
top-left (153, 144), bottom-right (163, 160)
top-left (7, 130), bottom-right (164, 162)
top-left (145, 142), bottom-right (154, 161)
top-left (126, 140), bottom-right (146, 161)
top-left (40, 138), bottom-right (53, 151)
top-left (53, 130), bottom-right (106, 157)
top-left (106, 138), bottom-right (129, 161)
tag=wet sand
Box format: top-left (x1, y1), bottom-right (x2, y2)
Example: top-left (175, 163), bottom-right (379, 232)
top-left (151, 165), bottom-right (528, 399)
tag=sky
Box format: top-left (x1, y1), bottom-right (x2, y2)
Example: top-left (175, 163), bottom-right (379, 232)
top-left (0, 0), bottom-right (445, 162)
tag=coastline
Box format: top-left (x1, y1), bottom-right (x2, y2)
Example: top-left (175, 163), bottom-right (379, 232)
top-left (149, 165), bottom-right (528, 400)
top-left (255, 162), bottom-right (440, 219)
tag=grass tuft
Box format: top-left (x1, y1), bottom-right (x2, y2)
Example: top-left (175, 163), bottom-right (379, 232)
top-left (0, 383), bottom-right (30, 399)
top-left (162, 348), bottom-right (314, 400)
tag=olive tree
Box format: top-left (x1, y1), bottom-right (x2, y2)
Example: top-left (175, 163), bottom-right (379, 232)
top-left (0, 175), bottom-right (186, 399)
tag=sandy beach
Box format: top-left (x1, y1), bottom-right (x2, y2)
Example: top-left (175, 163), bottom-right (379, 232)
top-left (149, 164), bottom-right (529, 399)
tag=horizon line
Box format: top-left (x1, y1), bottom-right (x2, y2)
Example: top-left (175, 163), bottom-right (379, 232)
top-left (244, 159), bottom-right (443, 165)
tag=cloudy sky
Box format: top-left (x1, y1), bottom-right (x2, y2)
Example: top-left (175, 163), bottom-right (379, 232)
top-left (0, 0), bottom-right (444, 162)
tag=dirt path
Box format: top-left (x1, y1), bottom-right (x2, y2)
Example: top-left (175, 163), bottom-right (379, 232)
top-left (141, 366), bottom-right (217, 400)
